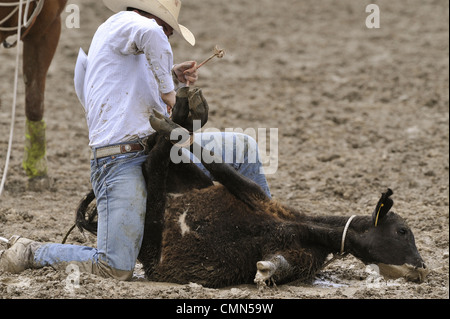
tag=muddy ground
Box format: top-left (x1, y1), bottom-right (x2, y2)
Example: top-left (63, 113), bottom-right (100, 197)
top-left (0, 0), bottom-right (448, 300)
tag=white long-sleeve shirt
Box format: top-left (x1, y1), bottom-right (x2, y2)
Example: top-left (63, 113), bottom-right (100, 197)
top-left (81, 11), bottom-right (175, 148)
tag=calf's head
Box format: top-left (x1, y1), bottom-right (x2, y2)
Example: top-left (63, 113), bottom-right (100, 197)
top-left (354, 189), bottom-right (429, 282)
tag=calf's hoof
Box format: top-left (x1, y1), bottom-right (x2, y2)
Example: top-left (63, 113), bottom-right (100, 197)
top-left (150, 111), bottom-right (180, 135)
top-left (150, 111), bottom-right (191, 146)
top-left (254, 261), bottom-right (276, 289)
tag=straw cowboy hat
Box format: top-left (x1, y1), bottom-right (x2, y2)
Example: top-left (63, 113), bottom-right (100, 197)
top-left (103, 0), bottom-right (195, 46)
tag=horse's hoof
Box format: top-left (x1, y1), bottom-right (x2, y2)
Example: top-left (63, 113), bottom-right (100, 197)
top-left (27, 175), bottom-right (54, 192)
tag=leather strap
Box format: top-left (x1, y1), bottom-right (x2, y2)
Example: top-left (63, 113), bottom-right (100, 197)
top-left (91, 142), bottom-right (144, 160)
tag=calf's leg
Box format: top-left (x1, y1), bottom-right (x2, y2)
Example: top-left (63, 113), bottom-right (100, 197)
top-left (150, 112), bottom-right (270, 210)
top-left (137, 135), bottom-right (172, 276)
top-left (255, 249), bottom-right (325, 288)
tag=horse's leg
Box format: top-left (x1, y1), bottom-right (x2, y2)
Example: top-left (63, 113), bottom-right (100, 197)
top-left (22, 16), bottom-right (62, 182)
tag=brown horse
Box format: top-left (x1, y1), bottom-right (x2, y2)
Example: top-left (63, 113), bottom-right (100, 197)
top-left (1, 0), bottom-right (67, 183)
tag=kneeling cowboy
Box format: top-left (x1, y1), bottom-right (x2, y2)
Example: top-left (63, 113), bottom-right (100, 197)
top-left (0, 0), bottom-right (271, 280)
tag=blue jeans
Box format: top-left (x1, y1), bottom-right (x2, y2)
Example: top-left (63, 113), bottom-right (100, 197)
top-left (33, 132), bottom-right (271, 280)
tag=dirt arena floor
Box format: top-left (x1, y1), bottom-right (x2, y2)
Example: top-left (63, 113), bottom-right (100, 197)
top-left (0, 0), bottom-right (448, 300)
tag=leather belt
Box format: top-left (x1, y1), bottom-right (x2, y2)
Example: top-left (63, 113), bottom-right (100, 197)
top-left (91, 142), bottom-right (145, 160)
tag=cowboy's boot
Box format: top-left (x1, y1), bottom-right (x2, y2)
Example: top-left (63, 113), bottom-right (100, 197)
top-left (0, 236), bottom-right (42, 273)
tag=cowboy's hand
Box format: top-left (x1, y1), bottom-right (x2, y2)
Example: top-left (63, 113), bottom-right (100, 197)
top-left (173, 61), bottom-right (198, 85)
top-left (161, 90), bottom-right (176, 114)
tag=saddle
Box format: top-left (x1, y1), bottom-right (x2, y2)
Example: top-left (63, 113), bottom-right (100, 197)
top-left (0, 0), bottom-right (45, 48)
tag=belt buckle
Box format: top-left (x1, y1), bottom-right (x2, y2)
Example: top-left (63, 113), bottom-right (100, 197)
top-left (120, 144), bottom-right (133, 153)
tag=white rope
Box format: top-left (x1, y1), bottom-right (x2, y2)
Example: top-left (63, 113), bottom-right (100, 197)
top-left (340, 215), bottom-right (356, 254)
top-left (0, 0), bottom-right (23, 197)
top-left (0, 0), bottom-right (31, 4)
top-left (322, 214), bottom-right (357, 269)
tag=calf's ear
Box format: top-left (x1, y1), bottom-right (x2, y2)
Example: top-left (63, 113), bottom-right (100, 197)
top-left (372, 188), bottom-right (394, 227)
